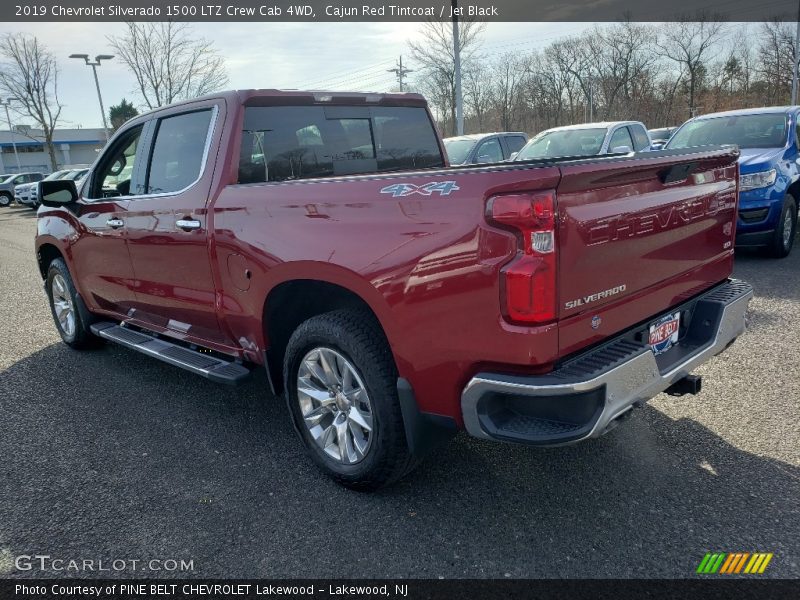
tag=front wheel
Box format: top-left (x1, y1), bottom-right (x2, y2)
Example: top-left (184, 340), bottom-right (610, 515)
top-left (46, 258), bottom-right (100, 349)
top-left (0, 193), bottom-right (12, 207)
top-left (766, 195), bottom-right (797, 258)
top-left (283, 309), bottom-right (414, 491)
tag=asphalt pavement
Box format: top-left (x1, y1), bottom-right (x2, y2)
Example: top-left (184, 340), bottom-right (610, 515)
top-left (1, 204), bottom-right (798, 579)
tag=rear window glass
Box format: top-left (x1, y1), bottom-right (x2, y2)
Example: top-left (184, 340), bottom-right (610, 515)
top-left (239, 105), bottom-right (444, 183)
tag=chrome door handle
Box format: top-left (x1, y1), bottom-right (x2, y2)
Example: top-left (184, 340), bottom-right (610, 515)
top-left (176, 218), bottom-right (201, 231)
top-left (106, 218), bottom-right (124, 229)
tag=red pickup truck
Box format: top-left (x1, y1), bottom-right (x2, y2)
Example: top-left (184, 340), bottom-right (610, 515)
top-left (36, 90), bottom-right (752, 489)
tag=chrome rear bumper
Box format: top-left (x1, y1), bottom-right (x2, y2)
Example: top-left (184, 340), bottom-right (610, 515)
top-left (461, 280), bottom-right (753, 446)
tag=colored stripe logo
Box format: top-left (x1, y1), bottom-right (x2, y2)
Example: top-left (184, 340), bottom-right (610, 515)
top-left (697, 552), bottom-right (773, 574)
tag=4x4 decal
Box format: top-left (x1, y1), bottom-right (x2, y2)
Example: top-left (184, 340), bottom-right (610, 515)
top-left (380, 181), bottom-right (460, 197)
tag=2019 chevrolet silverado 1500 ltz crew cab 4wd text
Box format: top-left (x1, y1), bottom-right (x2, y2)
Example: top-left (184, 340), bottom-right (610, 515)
top-left (35, 90), bottom-right (752, 490)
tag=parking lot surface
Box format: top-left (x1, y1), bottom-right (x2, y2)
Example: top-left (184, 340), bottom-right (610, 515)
top-left (1, 204), bottom-right (798, 578)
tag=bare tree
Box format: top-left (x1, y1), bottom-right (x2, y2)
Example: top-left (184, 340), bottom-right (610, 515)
top-left (656, 16), bottom-right (726, 118)
top-left (409, 20), bottom-right (485, 136)
top-left (758, 20), bottom-right (795, 104)
top-left (0, 33), bottom-right (62, 170)
top-left (109, 22), bottom-right (229, 109)
top-left (463, 63), bottom-right (492, 131)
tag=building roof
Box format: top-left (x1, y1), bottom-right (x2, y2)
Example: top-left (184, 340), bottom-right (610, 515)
top-left (0, 128), bottom-right (106, 146)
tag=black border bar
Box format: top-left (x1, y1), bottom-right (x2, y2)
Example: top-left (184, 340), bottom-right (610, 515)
top-left (3, 579), bottom-right (800, 600)
top-left (4, 1), bottom-right (800, 22)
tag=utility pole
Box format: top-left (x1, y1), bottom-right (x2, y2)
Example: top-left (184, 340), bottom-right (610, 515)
top-left (452, 0), bottom-right (464, 135)
top-left (387, 56), bottom-right (414, 92)
top-left (0, 98), bottom-right (21, 171)
top-left (792, 1), bottom-right (800, 104)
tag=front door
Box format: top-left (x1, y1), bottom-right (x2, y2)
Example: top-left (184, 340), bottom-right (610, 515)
top-left (70, 124), bottom-right (144, 316)
top-left (123, 102), bottom-right (229, 346)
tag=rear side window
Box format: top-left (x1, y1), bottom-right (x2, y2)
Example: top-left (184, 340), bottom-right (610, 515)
top-left (147, 109), bottom-right (214, 194)
top-left (630, 125), bottom-right (650, 151)
top-left (239, 105), bottom-right (444, 183)
top-left (505, 135), bottom-right (526, 154)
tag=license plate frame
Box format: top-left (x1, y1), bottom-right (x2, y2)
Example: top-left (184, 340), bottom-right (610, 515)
top-left (648, 311), bottom-right (681, 355)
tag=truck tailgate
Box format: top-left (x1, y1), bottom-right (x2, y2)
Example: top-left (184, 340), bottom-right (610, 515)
top-left (555, 147), bottom-right (739, 356)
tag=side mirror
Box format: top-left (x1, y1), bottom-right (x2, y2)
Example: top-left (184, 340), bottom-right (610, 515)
top-left (611, 145), bottom-right (633, 154)
top-left (39, 179), bottom-right (78, 207)
top-left (509, 151), bottom-right (519, 161)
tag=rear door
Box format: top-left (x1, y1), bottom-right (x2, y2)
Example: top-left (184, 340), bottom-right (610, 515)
top-left (123, 100), bottom-right (230, 346)
top-left (555, 149), bottom-right (739, 355)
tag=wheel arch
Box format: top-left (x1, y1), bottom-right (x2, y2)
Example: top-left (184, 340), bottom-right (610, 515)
top-left (260, 274), bottom-right (397, 395)
top-left (36, 240), bottom-right (67, 280)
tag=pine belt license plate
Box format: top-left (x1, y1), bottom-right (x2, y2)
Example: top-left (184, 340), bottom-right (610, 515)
top-left (648, 312), bottom-right (680, 355)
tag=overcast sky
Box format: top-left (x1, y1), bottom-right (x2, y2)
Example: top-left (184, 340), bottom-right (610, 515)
top-left (0, 21), bottom-right (588, 129)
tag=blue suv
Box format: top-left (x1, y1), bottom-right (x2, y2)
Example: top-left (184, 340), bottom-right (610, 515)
top-left (666, 107), bottom-right (799, 258)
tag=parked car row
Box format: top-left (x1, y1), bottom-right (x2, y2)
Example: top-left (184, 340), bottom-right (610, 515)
top-left (0, 169), bottom-right (89, 209)
top-left (443, 106), bottom-right (798, 258)
top-left (0, 172), bottom-right (44, 207)
top-left (15, 168), bottom-right (89, 208)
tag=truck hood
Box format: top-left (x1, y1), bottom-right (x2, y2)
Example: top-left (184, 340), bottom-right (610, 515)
top-left (738, 147), bottom-right (785, 173)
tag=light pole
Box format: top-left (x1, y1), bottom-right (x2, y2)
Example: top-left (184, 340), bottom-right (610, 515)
top-left (0, 97), bottom-right (21, 171)
top-left (69, 53), bottom-right (113, 141)
top-left (452, 0), bottom-right (464, 135)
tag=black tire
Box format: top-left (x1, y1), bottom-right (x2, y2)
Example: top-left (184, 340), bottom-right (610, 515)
top-left (45, 258), bottom-right (100, 349)
top-left (765, 194), bottom-right (797, 258)
top-left (283, 309), bottom-right (414, 491)
top-left (0, 192), bottom-right (12, 207)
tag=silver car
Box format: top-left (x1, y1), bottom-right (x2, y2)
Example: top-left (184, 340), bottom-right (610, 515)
top-left (0, 172), bottom-right (44, 207)
top-left (511, 121), bottom-right (652, 161)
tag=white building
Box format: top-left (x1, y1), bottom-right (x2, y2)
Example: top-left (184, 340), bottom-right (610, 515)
top-left (0, 127), bottom-right (107, 174)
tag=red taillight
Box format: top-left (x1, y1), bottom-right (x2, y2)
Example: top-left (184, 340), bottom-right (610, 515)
top-left (486, 191), bottom-right (557, 324)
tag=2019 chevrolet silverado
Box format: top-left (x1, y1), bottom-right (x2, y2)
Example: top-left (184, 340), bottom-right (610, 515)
top-left (35, 90), bottom-right (752, 489)
top-left (666, 107), bottom-right (799, 258)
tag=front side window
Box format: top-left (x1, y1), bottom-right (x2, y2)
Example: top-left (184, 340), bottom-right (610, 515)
top-left (475, 138), bottom-right (503, 163)
top-left (238, 105), bottom-right (443, 184)
top-left (89, 126), bottom-right (142, 198)
top-left (147, 110), bottom-right (214, 194)
top-left (608, 127), bottom-right (634, 151)
top-left (630, 125), bottom-right (650, 151)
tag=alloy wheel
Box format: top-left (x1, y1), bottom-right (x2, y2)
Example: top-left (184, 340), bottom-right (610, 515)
top-left (51, 273), bottom-right (76, 338)
top-left (296, 347), bottom-right (374, 465)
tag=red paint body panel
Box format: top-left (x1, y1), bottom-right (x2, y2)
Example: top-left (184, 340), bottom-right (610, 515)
top-left (34, 89), bottom-right (741, 426)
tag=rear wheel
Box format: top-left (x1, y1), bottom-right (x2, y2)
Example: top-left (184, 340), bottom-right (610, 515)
top-left (46, 258), bottom-right (100, 349)
top-left (766, 195), bottom-right (797, 258)
top-left (283, 309), bottom-right (414, 491)
top-left (0, 192), bottom-right (12, 207)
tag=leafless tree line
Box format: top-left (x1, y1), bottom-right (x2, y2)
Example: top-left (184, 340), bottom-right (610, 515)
top-left (411, 19), bottom-right (800, 137)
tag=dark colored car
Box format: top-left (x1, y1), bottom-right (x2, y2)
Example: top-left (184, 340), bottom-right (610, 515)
top-left (35, 89), bottom-right (751, 489)
top-left (666, 107), bottom-right (799, 257)
top-left (443, 132), bottom-right (528, 165)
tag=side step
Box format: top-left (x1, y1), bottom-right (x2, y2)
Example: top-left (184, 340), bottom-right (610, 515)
top-left (90, 322), bottom-right (251, 385)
